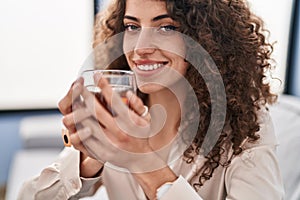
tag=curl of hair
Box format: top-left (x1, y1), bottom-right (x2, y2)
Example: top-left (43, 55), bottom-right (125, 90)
top-left (93, 0), bottom-right (278, 189)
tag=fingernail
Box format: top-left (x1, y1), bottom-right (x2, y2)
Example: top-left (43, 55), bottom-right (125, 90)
top-left (73, 82), bottom-right (81, 90)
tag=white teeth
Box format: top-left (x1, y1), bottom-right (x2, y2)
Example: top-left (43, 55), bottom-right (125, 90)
top-left (137, 63), bottom-right (164, 71)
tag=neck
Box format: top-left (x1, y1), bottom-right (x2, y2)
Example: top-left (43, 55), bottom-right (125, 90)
top-left (147, 87), bottom-right (183, 150)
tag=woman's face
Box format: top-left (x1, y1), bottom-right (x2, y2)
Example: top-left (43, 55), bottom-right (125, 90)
top-left (123, 0), bottom-right (189, 94)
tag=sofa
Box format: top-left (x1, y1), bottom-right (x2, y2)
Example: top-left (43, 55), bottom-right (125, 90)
top-left (269, 94), bottom-right (300, 200)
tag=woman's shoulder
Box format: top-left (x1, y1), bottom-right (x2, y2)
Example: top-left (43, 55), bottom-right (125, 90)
top-left (243, 106), bottom-right (278, 150)
top-left (219, 106), bottom-right (281, 175)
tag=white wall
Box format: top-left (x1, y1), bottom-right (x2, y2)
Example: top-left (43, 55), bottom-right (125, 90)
top-left (0, 0), bottom-right (94, 110)
top-left (247, 0), bottom-right (294, 93)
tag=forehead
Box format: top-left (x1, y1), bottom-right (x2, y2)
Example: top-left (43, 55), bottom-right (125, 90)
top-left (125, 0), bottom-right (167, 16)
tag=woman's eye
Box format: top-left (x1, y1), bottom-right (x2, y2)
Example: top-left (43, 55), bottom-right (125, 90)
top-left (124, 24), bottom-right (140, 32)
top-left (158, 25), bottom-right (178, 33)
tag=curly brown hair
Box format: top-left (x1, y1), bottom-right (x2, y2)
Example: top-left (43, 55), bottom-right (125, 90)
top-left (93, 0), bottom-right (277, 189)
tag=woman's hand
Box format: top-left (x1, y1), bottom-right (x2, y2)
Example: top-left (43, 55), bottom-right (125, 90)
top-left (58, 76), bottom-right (177, 199)
top-left (58, 78), bottom-right (103, 178)
top-left (58, 75), bottom-right (158, 172)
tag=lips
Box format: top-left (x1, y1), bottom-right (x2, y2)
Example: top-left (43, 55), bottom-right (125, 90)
top-left (132, 60), bottom-right (168, 77)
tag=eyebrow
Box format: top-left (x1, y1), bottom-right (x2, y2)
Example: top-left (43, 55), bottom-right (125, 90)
top-left (123, 14), bottom-right (171, 22)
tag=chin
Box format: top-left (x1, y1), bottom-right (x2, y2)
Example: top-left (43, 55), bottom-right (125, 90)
top-left (138, 84), bottom-right (165, 94)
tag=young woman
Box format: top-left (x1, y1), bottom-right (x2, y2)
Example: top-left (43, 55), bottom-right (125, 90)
top-left (18, 0), bottom-right (284, 199)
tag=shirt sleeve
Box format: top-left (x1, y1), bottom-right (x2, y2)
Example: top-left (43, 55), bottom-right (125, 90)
top-left (160, 176), bottom-right (203, 200)
top-left (225, 146), bottom-right (285, 200)
top-left (17, 147), bottom-right (103, 200)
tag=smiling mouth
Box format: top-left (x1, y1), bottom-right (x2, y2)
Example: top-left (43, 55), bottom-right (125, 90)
top-left (136, 62), bottom-right (168, 71)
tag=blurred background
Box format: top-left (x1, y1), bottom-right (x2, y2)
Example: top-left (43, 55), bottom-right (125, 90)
top-left (0, 0), bottom-right (299, 199)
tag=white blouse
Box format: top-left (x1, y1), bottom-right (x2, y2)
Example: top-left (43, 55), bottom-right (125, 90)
top-left (17, 109), bottom-right (284, 200)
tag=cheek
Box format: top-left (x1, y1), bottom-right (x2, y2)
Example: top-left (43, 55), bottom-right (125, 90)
top-left (123, 36), bottom-right (136, 69)
top-left (169, 54), bottom-right (189, 75)
top-left (124, 53), bottom-right (134, 69)
top-left (123, 34), bottom-right (137, 55)
top-left (180, 60), bottom-right (189, 75)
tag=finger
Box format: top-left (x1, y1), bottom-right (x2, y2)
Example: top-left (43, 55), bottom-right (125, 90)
top-left (80, 85), bottom-right (116, 129)
top-left (96, 78), bottom-right (137, 135)
top-left (126, 91), bottom-right (151, 122)
top-left (62, 107), bottom-right (93, 133)
top-left (96, 76), bottom-right (114, 107)
top-left (127, 109), bottom-right (149, 127)
top-left (69, 130), bottom-right (93, 156)
top-left (96, 76), bottom-right (129, 119)
top-left (80, 118), bottom-right (112, 143)
top-left (126, 90), bottom-right (145, 116)
top-left (58, 78), bottom-right (84, 115)
top-left (76, 124), bottom-right (110, 162)
top-left (79, 118), bottom-right (121, 153)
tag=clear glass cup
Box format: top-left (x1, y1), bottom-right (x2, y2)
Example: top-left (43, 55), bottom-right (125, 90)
top-left (80, 69), bottom-right (136, 115)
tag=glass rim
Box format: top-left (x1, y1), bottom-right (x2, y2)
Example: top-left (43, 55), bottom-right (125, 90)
top-left (81, 69), bottom-right (134, 76)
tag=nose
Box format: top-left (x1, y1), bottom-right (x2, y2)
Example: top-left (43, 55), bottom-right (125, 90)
top-left (134, 28), bottom-right (156, 56)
